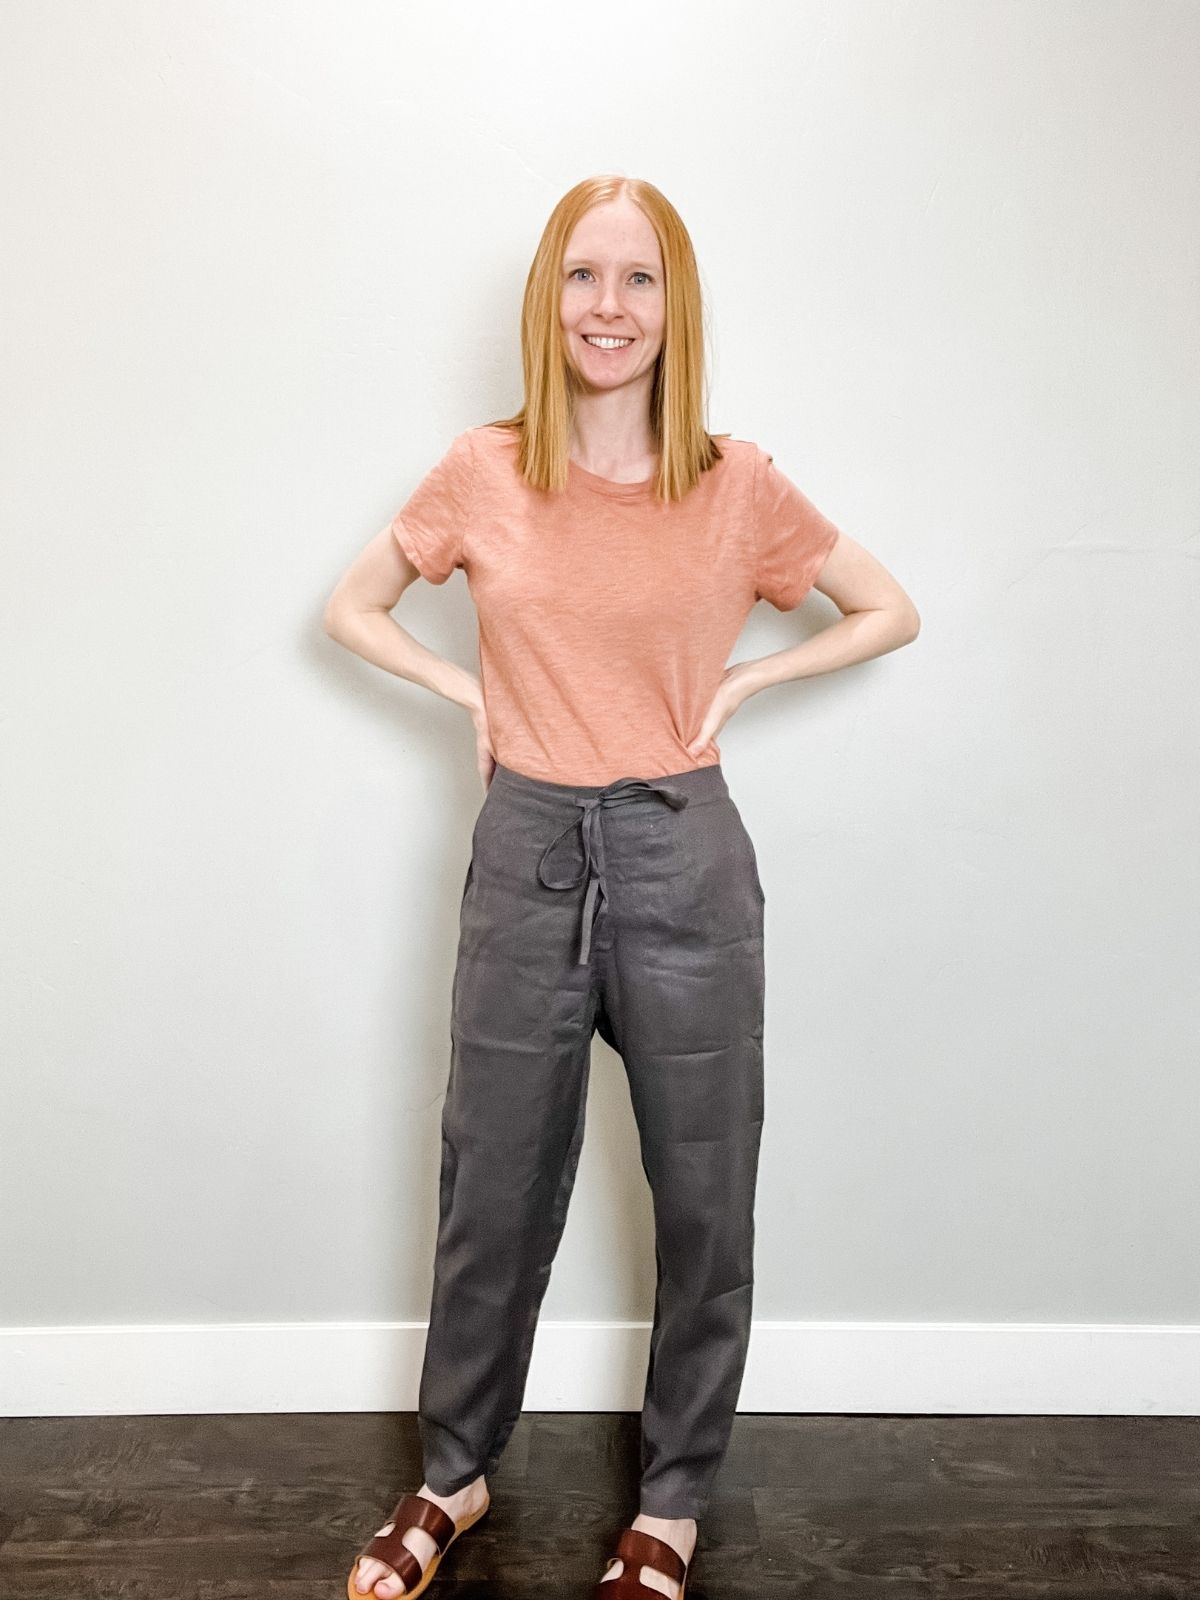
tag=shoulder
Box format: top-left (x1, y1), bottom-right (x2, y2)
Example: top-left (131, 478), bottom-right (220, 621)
top-left (708, 434), bottom-right (765, 498)
top-left (463, 422), bottom-right (519, 459)
top-left (712, 434), bottom-right (764, 470)
top-left (427, 423), bottom-right (516, 466)
top-left (716, 437), bottom-right (818, 498)
top-left (455, 423), bottom-right (520, 485)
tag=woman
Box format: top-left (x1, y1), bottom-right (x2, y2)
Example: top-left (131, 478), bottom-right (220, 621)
top-left (325, 174), bottom-right (920, 1600)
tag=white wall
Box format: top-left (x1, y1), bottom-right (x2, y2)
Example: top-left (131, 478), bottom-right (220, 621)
top-left (3, 1), bottom-right (1197, 1416)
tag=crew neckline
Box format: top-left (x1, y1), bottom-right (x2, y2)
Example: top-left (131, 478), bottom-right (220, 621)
top-left (567, 457), bottom-right (656, 499)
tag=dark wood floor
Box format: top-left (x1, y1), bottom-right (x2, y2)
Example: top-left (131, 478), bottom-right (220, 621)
top-left (1, 1412), bottom-right (1198, 1597)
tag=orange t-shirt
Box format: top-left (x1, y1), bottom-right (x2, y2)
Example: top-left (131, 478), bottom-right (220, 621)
top-left (389, 424), bottom-right (841, 785)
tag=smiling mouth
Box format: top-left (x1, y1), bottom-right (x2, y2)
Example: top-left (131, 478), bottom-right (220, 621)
top-left (582, 335), bottom-right (634, 350)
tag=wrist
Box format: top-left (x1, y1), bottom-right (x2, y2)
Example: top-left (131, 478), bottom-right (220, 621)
top-left (440, 666), bottom-right (485, 718)
top-left (730, 657), bottom-right (769, 702)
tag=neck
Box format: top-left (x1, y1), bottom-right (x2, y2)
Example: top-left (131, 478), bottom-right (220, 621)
top-left (569, 381), bottom-right (657, 473)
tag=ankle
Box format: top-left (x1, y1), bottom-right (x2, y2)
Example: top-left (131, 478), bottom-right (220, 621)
top-left (635, 1511), bottom-right (696, 1529)
top-left (421, 1473), bottom-right (488, 1510)
top-left (633, 1510), bottom-right (697, 1547)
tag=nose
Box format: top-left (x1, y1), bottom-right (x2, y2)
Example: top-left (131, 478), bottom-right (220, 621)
top-left (592, 278), bottom-right (626, 317)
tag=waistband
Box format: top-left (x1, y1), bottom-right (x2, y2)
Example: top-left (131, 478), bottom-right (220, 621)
top-left (486, 760), bottom-right (730, 967)
top-left (488, 759), bottom-right (730, 807)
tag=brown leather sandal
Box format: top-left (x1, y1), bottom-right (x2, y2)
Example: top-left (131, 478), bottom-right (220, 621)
top-left (346, 1489), bottom-right (491, 1599)
top-left (593, 1525), bottom-right (690, 1597)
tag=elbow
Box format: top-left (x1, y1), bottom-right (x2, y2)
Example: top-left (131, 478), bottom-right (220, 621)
top-left (322, 598), bottom-right (348, 640)
top-left (899, 605), bottom-right (921, 644)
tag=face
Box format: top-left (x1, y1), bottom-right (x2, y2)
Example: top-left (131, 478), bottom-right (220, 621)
top-left (559, 198), bottom-right (666, 391)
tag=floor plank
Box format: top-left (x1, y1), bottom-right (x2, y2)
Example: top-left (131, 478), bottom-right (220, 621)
top-left (0, 1413), bottom-right (1197, 1597)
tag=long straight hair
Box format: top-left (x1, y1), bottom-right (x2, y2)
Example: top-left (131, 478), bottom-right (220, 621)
top-left (484, 174), bottom-right (729, 502)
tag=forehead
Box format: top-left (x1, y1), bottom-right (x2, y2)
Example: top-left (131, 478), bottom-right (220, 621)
top-left (563, 201), bottom-right (662, 266)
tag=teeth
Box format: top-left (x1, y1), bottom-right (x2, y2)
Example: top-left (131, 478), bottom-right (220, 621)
top-left (584, 336), bottom-right (632, 348)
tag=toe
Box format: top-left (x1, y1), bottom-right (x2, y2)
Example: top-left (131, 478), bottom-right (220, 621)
top-left (354, 1558), bottom-right (403, 1598)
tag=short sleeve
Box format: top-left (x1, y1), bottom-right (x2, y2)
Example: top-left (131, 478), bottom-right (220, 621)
top-left (751, 445), bottom-right (841, 611)
top-left (389, 429), bottom-right (475, 584)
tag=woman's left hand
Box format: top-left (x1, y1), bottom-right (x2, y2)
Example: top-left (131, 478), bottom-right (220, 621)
top-left (684, 662), bottom-right (758, 759)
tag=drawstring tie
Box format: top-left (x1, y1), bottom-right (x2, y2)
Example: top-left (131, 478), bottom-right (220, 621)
top-left (536, 776), bottom-right (691, 966)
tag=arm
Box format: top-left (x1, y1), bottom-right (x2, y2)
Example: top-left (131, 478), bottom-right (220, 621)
top-left (685, 532), bottom-right (918, 757)
top-left (322, 524), bottom-right (484, 718)
top-left (735, 529), bottom-right (919, 700)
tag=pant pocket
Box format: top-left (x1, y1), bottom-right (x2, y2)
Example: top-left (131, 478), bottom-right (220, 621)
top-left (727, 800), bottom-right (766, 907)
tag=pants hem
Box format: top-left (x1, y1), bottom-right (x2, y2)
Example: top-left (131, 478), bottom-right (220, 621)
top-left (637, 1493), bottom-right (708, 1521)
top-left (422, 1466), bottom-right (488, 1497)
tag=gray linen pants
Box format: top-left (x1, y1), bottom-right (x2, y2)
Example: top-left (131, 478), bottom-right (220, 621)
top-left (417, 758), bottom-right (766, 1520)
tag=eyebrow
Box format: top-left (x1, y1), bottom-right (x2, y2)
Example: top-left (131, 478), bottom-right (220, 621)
top-left (564, 259), bottom-right (659, 271)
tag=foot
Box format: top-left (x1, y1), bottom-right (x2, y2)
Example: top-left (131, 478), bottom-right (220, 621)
top-left (597, 1513), bottom-right (696, 1599)
top-left (352, 1476), bottom-right (488, 1598)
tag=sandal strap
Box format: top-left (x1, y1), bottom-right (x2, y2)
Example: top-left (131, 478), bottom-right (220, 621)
top-left (593, 1525), bottom-right (688, 1594)
top-left (617, 1527), bottom-right (687, 1583)
top-left (358, 1491), bottom-right (456, 1586)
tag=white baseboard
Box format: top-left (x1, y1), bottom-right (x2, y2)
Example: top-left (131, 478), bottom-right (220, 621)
top-left (2, 1320), bottom-right (1197, 1416)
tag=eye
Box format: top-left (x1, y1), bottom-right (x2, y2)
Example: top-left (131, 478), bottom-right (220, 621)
top-left (567, 268), bottom-right (656, 285)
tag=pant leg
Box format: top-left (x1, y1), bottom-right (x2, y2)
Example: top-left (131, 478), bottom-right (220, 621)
top-left (598, 784), bottom-right (766, 1521)
top-left (418, 781), bottom-right (598, 1494)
